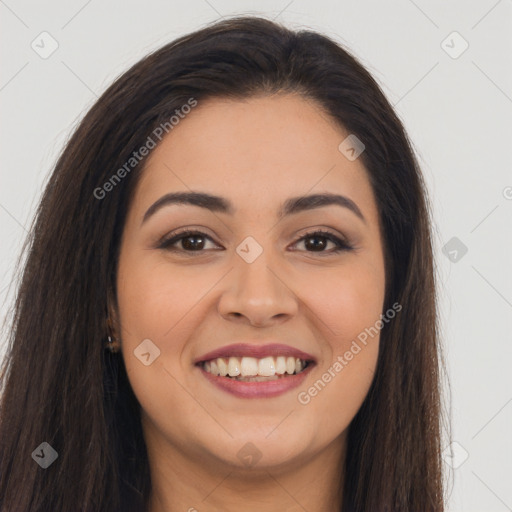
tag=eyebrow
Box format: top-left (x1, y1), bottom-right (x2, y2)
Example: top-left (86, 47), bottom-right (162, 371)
top-left (142, 191), bottom-right (366, 225)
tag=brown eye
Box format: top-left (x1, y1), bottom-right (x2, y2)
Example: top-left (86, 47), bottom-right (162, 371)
top-left (302, 234), bottom-right (330, 251)
top-left (180, 234), bottom-right (206, 251)
top-left (158, 230), bottom-right (219, 252)
top-left (158, 229), bottom-right (353, 255)
top-left (293, 230), bottom-right (353, 254)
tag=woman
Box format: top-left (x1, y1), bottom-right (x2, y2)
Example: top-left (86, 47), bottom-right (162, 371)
top-left (0, 16), bottom-right (446, 512)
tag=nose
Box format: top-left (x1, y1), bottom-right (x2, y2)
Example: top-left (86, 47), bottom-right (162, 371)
top-left (217, 252), bottom-right (299, 327)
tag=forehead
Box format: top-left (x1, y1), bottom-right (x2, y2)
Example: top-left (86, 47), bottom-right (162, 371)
top-left (132, 94), bottom-right (377, 221)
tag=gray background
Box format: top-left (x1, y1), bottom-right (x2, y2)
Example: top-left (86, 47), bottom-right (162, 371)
top-left (1, 1), bottom-right (511, 510)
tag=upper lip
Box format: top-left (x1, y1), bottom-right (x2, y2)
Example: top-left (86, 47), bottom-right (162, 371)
top-left (194, 343), bottom-right (317, 364)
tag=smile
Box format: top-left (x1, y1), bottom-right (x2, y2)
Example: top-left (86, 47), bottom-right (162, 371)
top-left (195, 342), bottom-right (316, 398)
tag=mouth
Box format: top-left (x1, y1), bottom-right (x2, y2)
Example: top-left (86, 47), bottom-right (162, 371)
top-left (194, 343), bottom-right (316, 398)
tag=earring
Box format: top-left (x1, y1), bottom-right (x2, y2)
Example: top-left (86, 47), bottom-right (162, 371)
top-left (105, 334), bottom-right (121, 353)
top-left (104, 314), bottom-right (121, 353)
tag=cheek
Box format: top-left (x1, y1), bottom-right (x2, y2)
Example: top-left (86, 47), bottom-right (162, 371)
top-left (116, 254), bottom-right (214, 407)
top-left (295, 265), bottom-right (383, 431)
top-left (300, 261), bottom-right (385, 351)
top-left (298, 342), bottom-right (379, 439)
top-left (117, 254), bottom-right (209, 340)
top-left (294, 259), bottom-right (383, 427)
top-left (116, 254), bottom-right (203, 439)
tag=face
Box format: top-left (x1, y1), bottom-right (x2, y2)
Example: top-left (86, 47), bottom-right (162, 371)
top-left (116, 94), bottom-right (386, 475)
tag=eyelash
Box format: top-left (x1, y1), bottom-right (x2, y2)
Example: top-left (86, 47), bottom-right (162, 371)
top-left (157, 228), bottom-right (354, 255)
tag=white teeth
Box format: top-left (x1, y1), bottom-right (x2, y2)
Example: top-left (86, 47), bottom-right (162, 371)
top-left (241, 357), bottom-right (259, 376)
top-left (258, 356), bottom-right (276, 376)
top-left (202, 355), bottom-right (310, 378)
top-left (217, 357), bottom-right (228, 376)
top-left (275, 356), bottom-right (286, 374)
top-left (228, 357), bottom-right (241, 377)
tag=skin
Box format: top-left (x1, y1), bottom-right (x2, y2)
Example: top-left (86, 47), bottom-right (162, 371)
top-left (115, 94), bottom-right (386, 512)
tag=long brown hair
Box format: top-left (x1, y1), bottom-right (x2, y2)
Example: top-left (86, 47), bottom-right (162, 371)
top-left (0, 16), bottom-right (446, 511)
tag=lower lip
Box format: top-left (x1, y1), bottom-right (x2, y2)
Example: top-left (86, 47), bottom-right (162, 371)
top-left (198, 364), bottom-right (315, 398)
